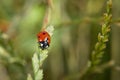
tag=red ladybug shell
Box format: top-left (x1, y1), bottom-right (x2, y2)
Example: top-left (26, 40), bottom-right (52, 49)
top-left (37, 31), bottom-right (51, 49)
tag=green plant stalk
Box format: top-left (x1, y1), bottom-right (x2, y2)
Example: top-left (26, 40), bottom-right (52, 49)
top-left (32, 49), bottom-right (48, 80)
top-left (90, 0), bottom-right (112, 67)
top-left (27, 49), bottom-right (48, 80)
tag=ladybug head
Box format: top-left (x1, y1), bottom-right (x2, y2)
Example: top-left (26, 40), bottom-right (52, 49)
top-left (38, 37), bottom-right (49, 50)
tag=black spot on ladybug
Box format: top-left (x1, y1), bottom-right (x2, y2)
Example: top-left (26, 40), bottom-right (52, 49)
top-left (42, 32), bottom-right (46, 35)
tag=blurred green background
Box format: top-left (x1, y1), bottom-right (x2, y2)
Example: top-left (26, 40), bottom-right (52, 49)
top-left (0, 0), bottom-right (120, 80)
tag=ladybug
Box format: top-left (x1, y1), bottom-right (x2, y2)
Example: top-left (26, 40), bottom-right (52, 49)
top-left (37, 31), bottom-right (51, 50)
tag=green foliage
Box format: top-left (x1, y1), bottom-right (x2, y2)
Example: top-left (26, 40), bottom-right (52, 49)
top-left (32, 50), bottom-right (48, 80)
top-left (90, 0), bottom-right (112, 67)
top-left (27, 74), bottom-right (33, 80)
